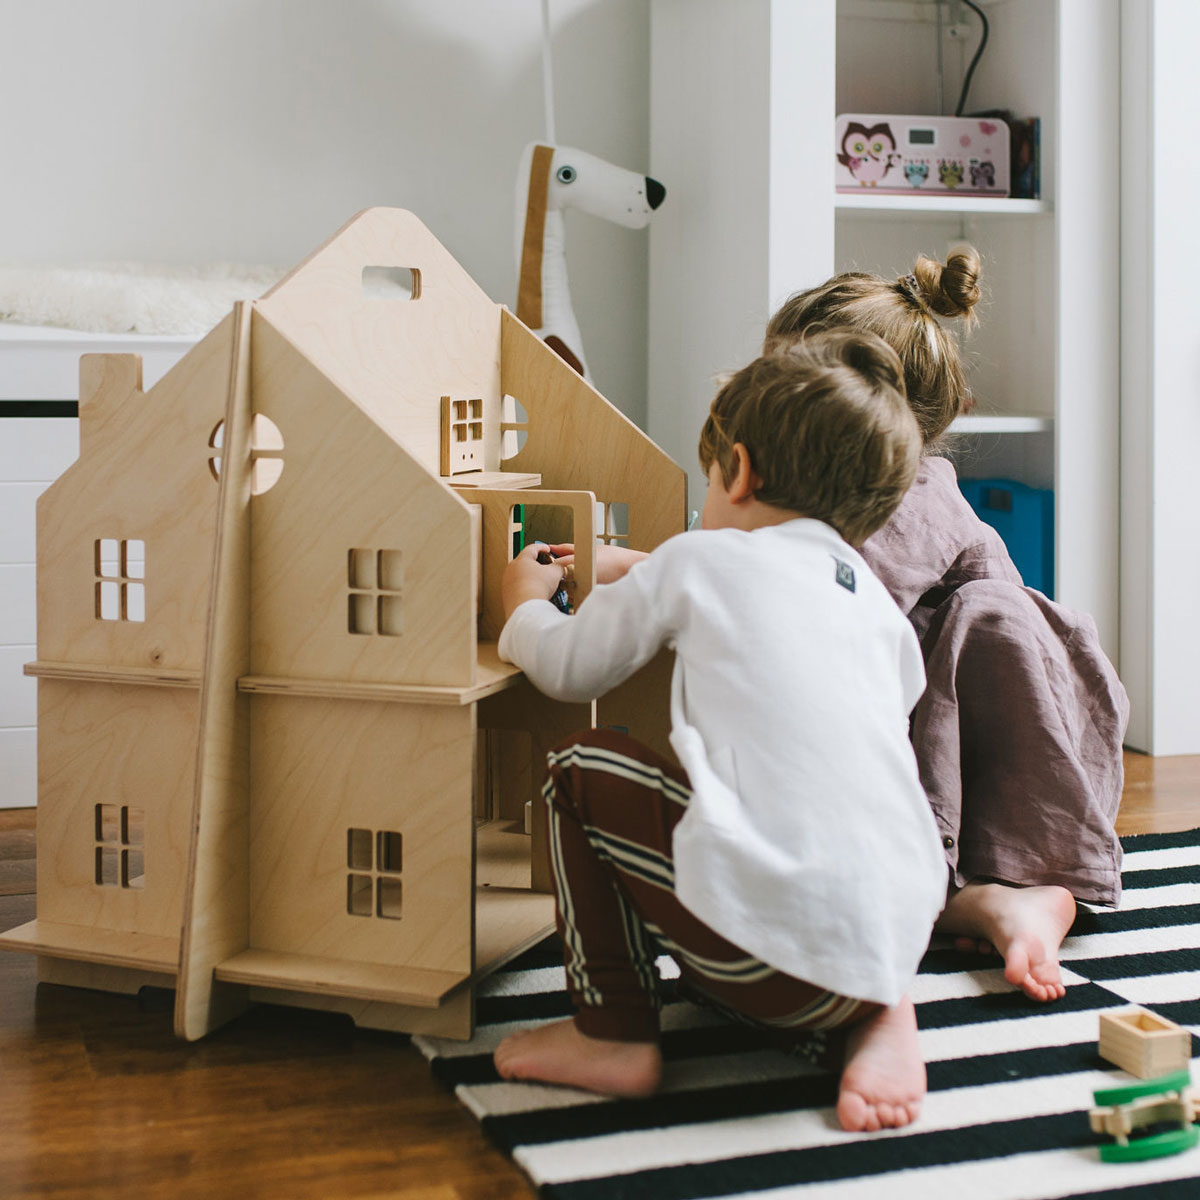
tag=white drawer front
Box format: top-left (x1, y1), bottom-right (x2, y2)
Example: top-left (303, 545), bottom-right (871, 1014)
top-left (0, 726), bottom-right (37, 807)
top-left (0, 334), bottom-right (198, 401)
top-left (0, 482), bottom-right (47, 563)
top-left (0, 645), bottom-right (36, 726)
top-left (0, 564), bottom-right (36, 645)
top-left (0, 418), bottom-right (79, 480)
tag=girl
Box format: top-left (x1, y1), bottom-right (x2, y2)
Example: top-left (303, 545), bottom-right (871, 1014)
top-left (764, 249), bottom-right (1129, 1002)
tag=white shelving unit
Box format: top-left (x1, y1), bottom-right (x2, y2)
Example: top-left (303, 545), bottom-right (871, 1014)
top-left (649, 0), bottom-right (1119, 657)
top-left (950, 414), bottom-right (1053, 435)
top-left (836, 194), bottom-right (1049, 216)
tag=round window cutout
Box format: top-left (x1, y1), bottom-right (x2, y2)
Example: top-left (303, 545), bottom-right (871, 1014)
top-left (207, 415), bottom-right (285, 495)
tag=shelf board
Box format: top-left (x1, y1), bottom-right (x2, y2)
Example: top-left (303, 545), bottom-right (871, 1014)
top-left (450, 471), bottom-right (542, 490)
top-left (238, 643), bottom-right (524, 707)
top-left (215, 948), bottom-right (465, 1009)
top-left (950, 414), bottom-right (1054, 434)
top-left (0, 918), bottom-right (179, 975)
top-left (836, 193), bottom-right (1050, 217)
top-left (24, 660), bottom-right (202, 689)
top-left (841, 0), bottom-right (1006, 19)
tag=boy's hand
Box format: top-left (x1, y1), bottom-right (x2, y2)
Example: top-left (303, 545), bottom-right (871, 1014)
top-left (502, 544), bottom-right (569, 620)
top-left (548, 543), bottom-right (647, 585)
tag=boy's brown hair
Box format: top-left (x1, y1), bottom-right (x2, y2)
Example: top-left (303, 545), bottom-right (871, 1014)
top-left (698, 329), bottom-right (920, 547)
top-left (764, 248), bottom-right (982, 446)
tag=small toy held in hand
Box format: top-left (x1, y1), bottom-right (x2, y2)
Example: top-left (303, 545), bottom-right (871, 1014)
top-left (536, 547), bottom-right (573, 614)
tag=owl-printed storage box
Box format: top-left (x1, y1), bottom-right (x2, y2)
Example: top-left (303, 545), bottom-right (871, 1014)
top-left (835, 114), bottom-right (1010, 197)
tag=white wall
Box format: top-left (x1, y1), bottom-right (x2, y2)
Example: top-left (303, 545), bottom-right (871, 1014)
top-left (0, 0), bottom-right (652, 425)
top-left (648, 0), bottom-right (835, 507)
top-left (1120, 0), bottom-right (1200, 755)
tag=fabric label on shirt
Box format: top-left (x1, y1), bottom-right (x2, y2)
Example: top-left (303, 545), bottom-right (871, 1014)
top-left (833, 557), bottom-right (856, 593)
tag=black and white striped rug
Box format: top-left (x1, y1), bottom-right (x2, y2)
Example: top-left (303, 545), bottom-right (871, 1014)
top-left (415, 830), bottom-right (1200, 1199)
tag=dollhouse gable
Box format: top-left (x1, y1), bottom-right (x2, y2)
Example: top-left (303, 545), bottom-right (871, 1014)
top-left (256, 207), bottom-right (503, 480)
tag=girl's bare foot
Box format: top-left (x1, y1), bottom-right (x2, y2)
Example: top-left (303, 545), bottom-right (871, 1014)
top-left (836, 996), bottom-right (925, 1132)
top-left (935, 881), bottom-right (1076, 1002)
top-left (493, 1018), bottom-right (663, 1097)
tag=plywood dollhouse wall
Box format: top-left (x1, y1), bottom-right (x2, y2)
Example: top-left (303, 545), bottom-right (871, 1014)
top-left (0, 208), bottom-right (687, 1043)
top-left (37, 322), bottom-right (232, 671)
top-left (8, 320), bottom-right (239, 990)
top-left (246, 314), bottom-right (478, 686)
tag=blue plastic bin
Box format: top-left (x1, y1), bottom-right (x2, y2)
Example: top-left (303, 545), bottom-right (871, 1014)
top-left (958, 477), bottom-right (1054, 597)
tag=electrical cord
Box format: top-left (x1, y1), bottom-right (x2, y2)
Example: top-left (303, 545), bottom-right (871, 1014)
top-left (954, 0), bottom-right (990, 117)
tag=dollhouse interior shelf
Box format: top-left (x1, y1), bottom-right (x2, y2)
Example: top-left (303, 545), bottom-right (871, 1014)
top-left (24, 661), bottom-right (203, 688)
top-left (835, 194), bottom-right (1050, 217)
top-left (0, 919), bottom-right (179, 975)
top-left (214, 950), bottom-right (465, 1008)
top-left (450, 471), bottom-right (543, 490)
top-left (237, 644), bottom-right (524, 706)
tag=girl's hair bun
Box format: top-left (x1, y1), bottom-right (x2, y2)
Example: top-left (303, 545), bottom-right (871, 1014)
top-left (829, 327), bottom-right (906, 395)
top-left (911, 247), bottom-right (981, 324)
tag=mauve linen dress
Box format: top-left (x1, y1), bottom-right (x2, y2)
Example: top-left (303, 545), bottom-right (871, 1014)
top-left (860, 456), bottom-right (1129, 907)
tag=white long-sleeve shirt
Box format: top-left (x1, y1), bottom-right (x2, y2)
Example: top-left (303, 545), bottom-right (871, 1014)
top-left (498, 519), bottom-right (945, 1005)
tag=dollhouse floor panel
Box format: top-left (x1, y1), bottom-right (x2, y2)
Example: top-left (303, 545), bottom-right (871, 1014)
top-left (0, 917), bottom-right (179, 973)
top-left (213, 947), bottom-right (465, 1008)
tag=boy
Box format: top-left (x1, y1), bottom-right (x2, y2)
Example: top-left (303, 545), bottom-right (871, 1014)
top-left (494, 331), bottom-right (944, 1132)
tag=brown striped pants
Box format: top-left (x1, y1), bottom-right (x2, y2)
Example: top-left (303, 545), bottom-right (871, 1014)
top-left (543, 729), bottom-right (879, 1043)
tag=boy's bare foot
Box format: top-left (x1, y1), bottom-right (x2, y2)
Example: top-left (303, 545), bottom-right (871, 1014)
top-left (935, 881), bottom-right (1076, 1002)
top-left (836, 996), bottom-right (925, 1132)
top-left (493, 1018), bottom-right (663, 1097)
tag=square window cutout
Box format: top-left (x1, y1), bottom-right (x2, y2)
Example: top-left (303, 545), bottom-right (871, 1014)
top-left (348, 593), bottom-right (376, 635)
top-left (122, 849), bottom-right (145, 889)
top-left (122, 540), bottom-right (146, 580)
top-left (95, 846), bottom-right (119, 887)
top-left (96, 803), bottom-right (119, 843)
top-left (376, 831), bottom-right (403, 874)
top-left (348, 548), bottom-right (376, 591)
top-left (347, 874), bottom-right (373, 917)
top-left (376, 877), bottom-right (403, 920)
top-left (347, 827), bottom-right (373, 871)
top-left (378, 595), bottom-right (403, 637)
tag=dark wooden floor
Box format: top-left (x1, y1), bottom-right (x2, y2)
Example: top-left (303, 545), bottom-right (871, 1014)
top-left (1, 751), bottom-right (1197, 1198)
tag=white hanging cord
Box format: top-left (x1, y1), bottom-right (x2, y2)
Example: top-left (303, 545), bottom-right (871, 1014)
top-left (541, 0), bottom-right (557, 144)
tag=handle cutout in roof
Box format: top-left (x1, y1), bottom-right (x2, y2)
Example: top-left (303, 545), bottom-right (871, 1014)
top-left (361, 266), bottom-right (422, 300)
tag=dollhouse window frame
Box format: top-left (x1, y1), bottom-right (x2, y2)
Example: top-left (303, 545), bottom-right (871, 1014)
top-left (347, 549), bottom-right (404, 637)
top-left (346, 827), bottom-right (403, 919)
top-left (94, 539), bottom-right (146, 622)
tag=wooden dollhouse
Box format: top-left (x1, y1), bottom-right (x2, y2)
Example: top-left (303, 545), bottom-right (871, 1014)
top-left (0, 208), bottom-right (686, 1041)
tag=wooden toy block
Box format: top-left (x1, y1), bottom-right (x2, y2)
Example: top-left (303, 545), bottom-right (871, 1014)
top-left (0, 209), bottom-right (687, 1043)
top-left (1099, 1008), bottom-right (1194, 1079)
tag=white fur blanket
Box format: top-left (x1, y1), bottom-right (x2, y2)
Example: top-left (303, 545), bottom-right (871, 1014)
top-left (0, 263), bottom-right (285, 335)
